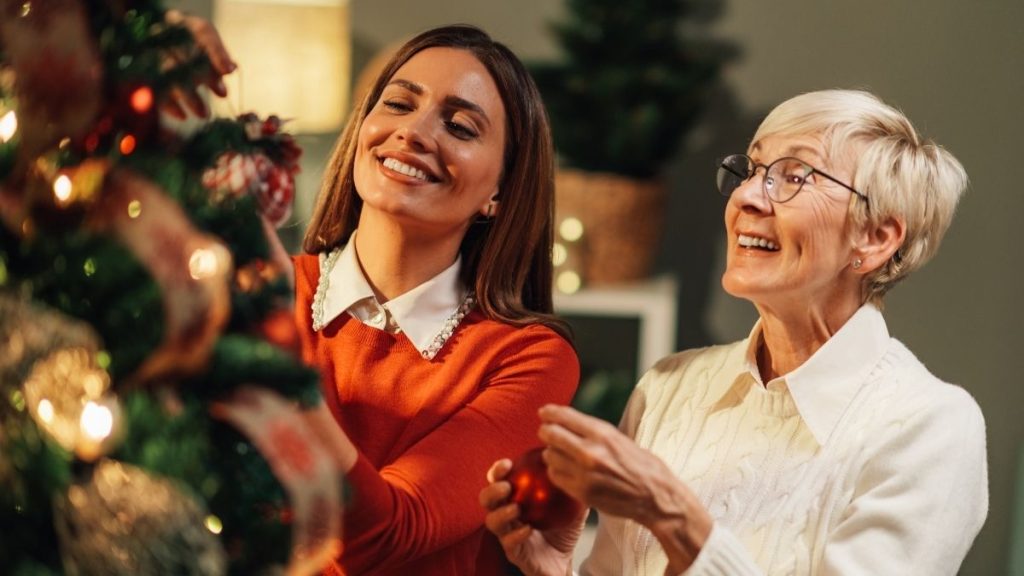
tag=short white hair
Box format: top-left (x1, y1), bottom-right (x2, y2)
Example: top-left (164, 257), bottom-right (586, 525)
top-left (752, 89), bottom-right (967, 304)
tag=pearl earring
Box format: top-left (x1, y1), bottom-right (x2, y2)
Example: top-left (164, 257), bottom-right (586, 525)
top-left (852, 258), bottom-right (863, 269)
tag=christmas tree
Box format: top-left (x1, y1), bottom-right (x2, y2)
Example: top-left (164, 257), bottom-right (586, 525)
top-left (0, 1), bottom-right (341, 574)
top-left (530, 0), bottom-right (732, 179)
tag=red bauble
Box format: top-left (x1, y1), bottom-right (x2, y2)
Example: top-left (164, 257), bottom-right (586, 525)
top-left (258, 308), bottom-right (301, 357)
top-left (508, 447), bottom-right (584, 531)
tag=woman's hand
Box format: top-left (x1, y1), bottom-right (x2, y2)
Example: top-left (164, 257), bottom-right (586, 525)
top-left (538, 404), bottom-right (712, 572)
top-left (163, 10), bottom-right (237, 119)
top-left (480, 458), bottom-right (584, 576)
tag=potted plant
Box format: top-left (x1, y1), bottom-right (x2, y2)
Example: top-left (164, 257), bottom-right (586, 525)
top-left (531, 0), bottom-right (731, 285)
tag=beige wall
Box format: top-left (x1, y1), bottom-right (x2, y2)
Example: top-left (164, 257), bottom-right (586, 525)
top-left (179, 0), bottom-right (1023, 572)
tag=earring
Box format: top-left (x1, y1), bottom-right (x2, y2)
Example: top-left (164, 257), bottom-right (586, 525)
top-left (852, 258), bottom-right (863, 270)
top-left (485, 203), bottom-right (495, 219)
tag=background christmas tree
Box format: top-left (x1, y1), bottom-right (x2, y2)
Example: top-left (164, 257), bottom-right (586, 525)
top-left (530, 0), bottom-right (733, 179)
top-left (0, 1), bottom-right (341, 574)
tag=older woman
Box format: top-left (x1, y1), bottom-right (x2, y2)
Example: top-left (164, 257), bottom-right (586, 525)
top-left (481, 89), bottom-right (987, 575)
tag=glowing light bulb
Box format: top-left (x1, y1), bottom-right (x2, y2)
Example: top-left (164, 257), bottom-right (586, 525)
top-left (552, 243), bottom-right (568, 267)
top-left (0, 110), bottom-right (17, 142)
top-left (189, 247), bottom-right (221, 280)
top-left (37, 398), bottom-right (54, 423)
top-left (556, 270), bottom-right (582, 294)
top-left (127, 199), bottom-right (142, 219)
top-left (559, 217), bottom-right (584, 242)
top-left (204, 515), bottom-right (224, 534)
top-left (80, 401), bottom-right (113, 441)
top-left (53, 175), bottom-right (73, 204)
top-left (129, 86), bottom-right (154, 113)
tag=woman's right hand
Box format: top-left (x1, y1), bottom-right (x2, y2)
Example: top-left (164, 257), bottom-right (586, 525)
top-left (480, 458), bottom-right (584, 576)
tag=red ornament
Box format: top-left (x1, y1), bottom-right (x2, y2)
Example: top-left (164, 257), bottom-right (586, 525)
top-left (507, 447), bottom-right (584, 531)
top-left (259, 307), bottom-right (301, 357)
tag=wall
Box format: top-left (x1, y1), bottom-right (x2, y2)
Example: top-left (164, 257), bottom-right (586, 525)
top-left (178, 0), bottom-right (1023, 572)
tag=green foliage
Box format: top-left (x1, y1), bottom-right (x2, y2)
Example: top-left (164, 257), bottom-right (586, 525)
top-left (531, 0), bottom-right (734, 178)
top-left (572, 369), bottom-right (635, 425)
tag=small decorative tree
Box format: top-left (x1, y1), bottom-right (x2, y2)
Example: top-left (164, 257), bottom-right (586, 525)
top-left (531, 0), bottom-right (733, 284)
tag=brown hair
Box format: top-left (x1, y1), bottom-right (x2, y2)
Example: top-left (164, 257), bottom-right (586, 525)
top-left (303, 25), bottom-right (569, 340)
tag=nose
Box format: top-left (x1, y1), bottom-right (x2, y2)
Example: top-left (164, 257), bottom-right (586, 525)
top-left (395, 111), bottom-right (436, 152)
top-left (730, 168), bottom-right (773, 214)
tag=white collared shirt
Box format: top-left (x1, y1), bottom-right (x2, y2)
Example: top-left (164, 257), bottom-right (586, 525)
top-left (741, 303), bottom-right (890, 445)
top-left (315, 232), bottom-right (469, 356)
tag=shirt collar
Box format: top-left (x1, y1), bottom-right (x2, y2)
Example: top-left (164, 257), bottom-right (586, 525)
top-left (317, 232), bottom-right (467, 354)
top-left (741, 303), bottom-right (890, 444)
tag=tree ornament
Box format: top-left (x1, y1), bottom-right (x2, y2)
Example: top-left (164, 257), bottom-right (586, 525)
top-left (507, 447), bottom-right (584, 530)
top-left (201, 151), bottom-right (294, 227)
top-left (258, 308), bottom-right (301, 357)
top-left (53, 459), bottom-right (227, 576)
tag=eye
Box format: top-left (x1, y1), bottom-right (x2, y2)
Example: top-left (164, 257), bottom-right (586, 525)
top-left (382, 99), bottom-right (412, 113)
top-left (445, 119), bottom-right (479, 140)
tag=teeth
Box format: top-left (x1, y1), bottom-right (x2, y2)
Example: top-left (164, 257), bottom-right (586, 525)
top-left (738, 234), bottom-right (779, 251)
top-left (382, 157), bottom-right (431, 181)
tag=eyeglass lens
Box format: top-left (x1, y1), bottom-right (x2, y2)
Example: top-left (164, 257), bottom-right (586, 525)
top-left (717, 155), bottom-right (814, 203)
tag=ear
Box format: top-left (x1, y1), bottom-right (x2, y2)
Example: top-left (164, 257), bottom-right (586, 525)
top-left (478, 189), bottom-right (500, 218)
top-left (852, 215), bottom-right (906, 274)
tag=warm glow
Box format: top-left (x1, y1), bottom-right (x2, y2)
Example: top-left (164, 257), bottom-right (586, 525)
top-left (552, 243), bottom-right (567, 267)
top-left (127, 199), bottom-right (142, 219)
top-left (559, 217), bottom-right (584, 242)
top-left (53, 175), bottom-right (73, 203)
top-left (189, 247), bottom-right (222, 280)
top-left (80, 401), bottom-right (113, 440)
top-left (215, 0), bottom-right (350, 133)
top-left (205, 515), bottom-right (224, 534)
top-left (37, 398), bottom-right (54, 423)
top-left (556, 270), bottom-right (582, 294)
top-left (119, 134), bottom-right (137, 155)
top-left (129, 86), bottom-right (154, 113)
top-left (0, 110), bottom-right (17, 142)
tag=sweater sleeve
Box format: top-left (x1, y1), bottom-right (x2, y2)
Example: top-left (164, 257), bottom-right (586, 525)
top-left (337, 327), bottom-right (580, 573)
top-left (684, 385), bottom-right (988, 576)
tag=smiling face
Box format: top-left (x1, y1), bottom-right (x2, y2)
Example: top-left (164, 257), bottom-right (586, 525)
top-left (353, 47), bottom-right (507, 238)
top-left (722, 134), bottom-right (863, 313)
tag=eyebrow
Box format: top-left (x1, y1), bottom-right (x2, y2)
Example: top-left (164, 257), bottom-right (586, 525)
top-left (386, 78), bottom-right (491, 128)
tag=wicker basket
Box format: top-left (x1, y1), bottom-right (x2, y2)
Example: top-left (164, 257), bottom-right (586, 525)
top-left (554, 168), bottom-right (666, 285)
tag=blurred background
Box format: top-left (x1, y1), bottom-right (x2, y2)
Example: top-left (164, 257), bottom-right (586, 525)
top-left (172, 0), bottom-right (1023, 573)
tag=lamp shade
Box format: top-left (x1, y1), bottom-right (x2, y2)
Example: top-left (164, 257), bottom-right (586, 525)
top-left (214, 0), bottom-right (350, 133)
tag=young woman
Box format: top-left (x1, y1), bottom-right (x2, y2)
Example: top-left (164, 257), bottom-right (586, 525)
top-left (293, 25), bottom-right (579, 575)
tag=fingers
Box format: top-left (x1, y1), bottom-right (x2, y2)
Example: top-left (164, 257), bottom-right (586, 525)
top-left (177, 12), bottom-right (238, 76)
top-left (486, 458), bottom-right (513, 484)
top-left (539, 403), bottom-right (610, 436)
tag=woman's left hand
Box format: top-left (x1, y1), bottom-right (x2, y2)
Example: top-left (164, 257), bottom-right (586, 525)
top-left (537, 404), bottom-right (712, 570)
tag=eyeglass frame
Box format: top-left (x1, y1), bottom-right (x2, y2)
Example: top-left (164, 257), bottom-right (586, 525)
top-left (717, 153), bottom-right (869, 207)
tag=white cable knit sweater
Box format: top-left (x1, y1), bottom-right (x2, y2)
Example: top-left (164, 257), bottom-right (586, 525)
top-left (580, 305), bottom-right (988, 576)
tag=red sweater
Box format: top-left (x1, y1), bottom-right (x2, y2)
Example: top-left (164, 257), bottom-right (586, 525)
top-left (293, 254), bottom-right (579, 575)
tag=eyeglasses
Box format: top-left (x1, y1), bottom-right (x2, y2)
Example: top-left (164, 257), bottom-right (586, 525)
top-left (716, 154), bottom-right (868, 206)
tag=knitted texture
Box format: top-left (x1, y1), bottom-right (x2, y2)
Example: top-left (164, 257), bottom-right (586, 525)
top-left (582, 335), bottom-right (987, 576)
top-left (293, 254), bottom-right (579, 575)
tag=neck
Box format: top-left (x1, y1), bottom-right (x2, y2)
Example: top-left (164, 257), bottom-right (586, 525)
top-left (753, 294), bottom-right (862, 382)
top-left (353, 210), bottom-right (466, 302)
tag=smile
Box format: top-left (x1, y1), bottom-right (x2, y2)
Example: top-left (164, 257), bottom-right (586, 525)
top-left (738, 234), bottom-right (779, 251)
top-left (381, 157), bottom-right (438, 182)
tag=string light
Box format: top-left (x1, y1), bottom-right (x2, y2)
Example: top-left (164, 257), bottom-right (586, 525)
top-left (53, 175), bottom-right (73, 204)
top-left (0, 110), bottom-right (17, 142)
top-left (558, 217), bottom-right (584, 242)
top-left (80, 401), bottom-right (113, 441)
top-left (556, 270), bottom-right (582, 294)
top-left (552, 243), bottom-right (568, 267)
